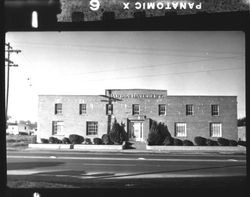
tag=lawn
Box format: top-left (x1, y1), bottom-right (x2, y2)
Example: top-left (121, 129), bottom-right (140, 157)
top-left (6, 135), bottom-right (37, 150)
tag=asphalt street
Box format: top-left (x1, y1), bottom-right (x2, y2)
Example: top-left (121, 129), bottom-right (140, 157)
top-left (6, 150), bottom-right (247, 188)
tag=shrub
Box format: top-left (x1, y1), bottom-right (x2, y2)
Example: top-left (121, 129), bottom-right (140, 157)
top-left (41, 138), bottom-right (49, 144)
top-left (147, 121), bottom-right (171, 145)
top-left (102, 134), bottom-right (111, 145)
top-left (194, 136), bottom-right (207, 146)
top-left (69, 134), bottom-right (84, 144)
top-left (109, 120), bottom-right (127, 144)
top-left (49, 137), bottom-right (62, 144)
top-left (163, 136), bottom-right (174, 145)
top-left (62, 137), bottom-right (70, 144)
top-left (84, 138), bottom-right (92, 144)
top-left (217, 137), bottom-right (229, 146)
top-left (206, 139), bottom-right (218, 146)
top-left (238, 140), bottom-right (246, 147)
top-left (93, 138), bottom-right (103, 145)
top-left (229, 140), bottom-right (238, 146)
top-left (173, 138), bottom-right (183, 146)
top-left (183, 140), bottom-right (194, 146)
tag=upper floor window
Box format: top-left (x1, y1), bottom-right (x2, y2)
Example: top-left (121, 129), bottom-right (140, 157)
top-left (211, 105), bottom-right (219, 116)
top-left (106, 104), bottom-right (113, 115)
top-left (52, 121), bottom-right (64, 135)
top-left (175, 123), bottom-right (187, 137)
top-left (86, 121), bottom-right (98, 135)
top-left (159, 104), bottom-right (166, 116)
top-left (186, 104), bottom-right (194, 116)
top-left (55, 103), bottom-right (62, 115)
top-left (132, 104), bottom-right (140, 115)
top-left (79, 103), bottom-right (86, 115)
top-left (210, 123), bottom-right (222, 137)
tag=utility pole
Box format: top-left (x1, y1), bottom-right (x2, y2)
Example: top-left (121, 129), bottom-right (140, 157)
top-left (5, 43), bottom-right (21, 122)
top-left (101, 90), bottom-right (122, 134)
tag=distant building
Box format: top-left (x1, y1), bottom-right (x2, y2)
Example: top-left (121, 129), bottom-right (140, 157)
top-left (37, 89), bottom-right (238, 143)
top-left (18, 123), bottom-right (31, 135)
top-left (6, 123), bottom-right (19, 135)
top-left (238, 126), bottom-right (246, 141)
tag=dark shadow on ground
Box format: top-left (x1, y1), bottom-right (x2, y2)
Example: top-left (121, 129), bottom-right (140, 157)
top-left (7, 162), bottom-right (65, 170)
top-left (7, 175), bottom-right (247, 189)
top-left (89, 164), bottom-right (245, 180)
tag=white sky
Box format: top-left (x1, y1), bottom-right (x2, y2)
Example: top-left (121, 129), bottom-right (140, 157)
top-left (5, 31), bottom-right (245, 122)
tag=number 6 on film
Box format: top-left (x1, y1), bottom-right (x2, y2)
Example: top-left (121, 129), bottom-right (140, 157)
top-left (90, 0), bottom-right (100, 11)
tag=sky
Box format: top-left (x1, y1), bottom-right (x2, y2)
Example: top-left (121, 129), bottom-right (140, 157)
top-left (5, 31), bottom-right (245, 122)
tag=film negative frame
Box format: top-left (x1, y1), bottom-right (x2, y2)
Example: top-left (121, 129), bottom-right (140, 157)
top-left (1, 1), bottom-right (249, 197)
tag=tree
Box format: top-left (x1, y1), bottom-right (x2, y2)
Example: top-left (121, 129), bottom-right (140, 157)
top-left (147, 121), bottom-right (171, 145)
top-left (237, 117), bottom-right (246, 127)
top-left (109, 119), bottom-right (127, 144)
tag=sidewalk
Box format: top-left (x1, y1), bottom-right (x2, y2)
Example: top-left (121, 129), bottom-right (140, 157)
top-left (14, 146), bottom-right (246, 155)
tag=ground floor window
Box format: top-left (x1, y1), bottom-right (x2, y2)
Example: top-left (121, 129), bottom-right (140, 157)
top-left (175, 123), bottom-right (187, 137)
top-left (210, 123), bottom-right (222, 137)
top-left (87, 121), bottom-right (98, 135)
top-left (52, 121), bottom-right (64, 135)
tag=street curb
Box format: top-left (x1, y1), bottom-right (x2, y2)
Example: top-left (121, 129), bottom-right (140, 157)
top-left (21, 147), bottom-right (246, 155)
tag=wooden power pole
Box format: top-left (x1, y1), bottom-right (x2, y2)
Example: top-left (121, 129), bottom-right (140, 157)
top-left (5, 43), bottom-right (21, 121)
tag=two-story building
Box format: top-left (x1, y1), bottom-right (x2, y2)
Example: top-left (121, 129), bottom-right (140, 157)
top-left (37, 89), bottom-right (237, 143)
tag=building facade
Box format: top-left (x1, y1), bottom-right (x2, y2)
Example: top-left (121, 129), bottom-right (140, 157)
top-left (37, 89), bottom-right (238, 143)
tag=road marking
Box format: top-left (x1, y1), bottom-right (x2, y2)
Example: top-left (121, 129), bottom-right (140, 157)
top-left (7, 169), bottom-right (62, 175)
top-left (227, 159), bottom-right (238, 162)
top-left (49, 156), bottom-right (56, 158)
top-left (7, 155), bottom-right (246, 163)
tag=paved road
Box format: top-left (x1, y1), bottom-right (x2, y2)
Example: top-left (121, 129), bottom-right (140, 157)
top-left (6, 150), bottom-right (247, 188)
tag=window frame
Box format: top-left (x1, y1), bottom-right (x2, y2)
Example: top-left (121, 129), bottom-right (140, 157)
top-left (175, 122), bottom-right (187, 137)
top-left (210, 122), bottom-right (222, 137)
top-left (211, 104), bottom-right (219, 116)
top-left (186, 104), bottom-right (194, 116)
top-left (55, 103), bottom-right (62, 115)
top-left (86, 121), bottom-right (98, 136)
top-left (79, 103), bottom-right (87, 115)
top-left (159, 104), bottom-right (166, 116)
top-left (132, 104), bottom-right (140, 115)
top-left (52, 121), bottom-right (64, 135)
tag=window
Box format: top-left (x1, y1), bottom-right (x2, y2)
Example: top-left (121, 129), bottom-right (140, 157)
top-left (186, 104), bottom-right (194, 116)
top-left (210, 123), bottom-right (222, 137)
top-left (106, 104), bottom-right (113, 115)
top-left (175, 123), bottom-right (187, 137)
top-left (55, 103), bottom-right (62, 114)
top-left (79, 103), bottom-right (86, 114)
top-left (211, 105), bottom-right (219, 116)
top-left (87, 121), bottom-right (98, 135)
top-left (159, 104), bottom-right (166, 116)
top-left (132, 104), bottom-right (140, 115)
top-left (52, 121), bottom-right (64, 135)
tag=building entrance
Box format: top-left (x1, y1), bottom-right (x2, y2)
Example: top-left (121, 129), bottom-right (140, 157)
top-left (129, 121), bottom-right (143, 141)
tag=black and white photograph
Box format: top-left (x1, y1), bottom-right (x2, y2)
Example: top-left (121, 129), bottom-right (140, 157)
top-left (5, 31), bottom-right (246, 189)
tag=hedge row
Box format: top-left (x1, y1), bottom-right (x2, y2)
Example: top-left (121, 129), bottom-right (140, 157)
top-left (40, 133), bottom-right (123, 145)
top-left (161, 136), bottom-right (239, 146)
top-left (150, 134), bottom-right (240, 147)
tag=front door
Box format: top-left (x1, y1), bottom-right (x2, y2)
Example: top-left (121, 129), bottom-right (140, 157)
top-left (129, 121), bottom-right (143, 141)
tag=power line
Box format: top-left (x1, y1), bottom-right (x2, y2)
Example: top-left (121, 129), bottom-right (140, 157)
top-left (64, 56), bottom-right (242, 77)
top-left (80, 66), bottom-right (244, 82)
top-left (13, 41), bottom-right (244, 59)
top-left (12, 41), bottom-right (244, 55)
